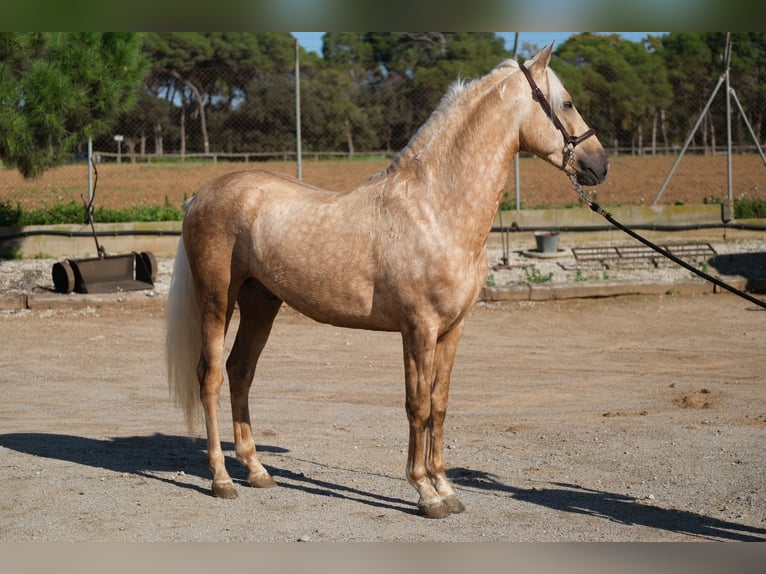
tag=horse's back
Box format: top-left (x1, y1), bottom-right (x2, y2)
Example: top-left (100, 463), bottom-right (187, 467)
top-left (193, 169), bottom-right (337, 210)
top-left (185, 169), bottom-right (342, 243)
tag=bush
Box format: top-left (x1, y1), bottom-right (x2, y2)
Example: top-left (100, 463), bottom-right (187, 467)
top-left (734, 197), bottom-right (766, 219)
top-left (0, 197), bottom-right (184, 226)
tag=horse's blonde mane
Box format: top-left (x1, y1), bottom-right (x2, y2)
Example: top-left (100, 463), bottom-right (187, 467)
top-left (381, 56), bottom-right (568, 178)
top-left (544, 67), bottom-right (566, 113)
top-left (387, 59), bottom-right (522, 169)
top-left (441, 58), bottom-right (520, 107)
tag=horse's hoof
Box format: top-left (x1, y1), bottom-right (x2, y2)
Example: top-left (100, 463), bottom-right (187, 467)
top-left (212, 481), bottom-right (239, 499)
top-left (248, 472), bottom-right (277, 488)
top-left (443, 495), bottom-right (465, 514)
top-left (417, 499), bottom-right (451, 519)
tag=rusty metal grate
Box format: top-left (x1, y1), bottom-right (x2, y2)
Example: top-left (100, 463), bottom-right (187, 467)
top-left (572, 242), bottom-right (717, 270)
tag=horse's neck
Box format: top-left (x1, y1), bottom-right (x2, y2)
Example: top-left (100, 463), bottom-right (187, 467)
top-left (387, 68), bottom-right (522, 249)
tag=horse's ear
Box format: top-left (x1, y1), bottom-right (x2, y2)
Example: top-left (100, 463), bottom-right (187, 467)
top-left (526, 42), bottom-right (554, 74)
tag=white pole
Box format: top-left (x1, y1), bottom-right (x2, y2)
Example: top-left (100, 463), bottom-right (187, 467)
top-left (513, 33), bottom-right (520, 214)
top-left (88, 137), bottom-right (93, 203)
top-left (724, 33), bottom-right (733, 202)
top-left (295, 38), bottom-right (302, 180)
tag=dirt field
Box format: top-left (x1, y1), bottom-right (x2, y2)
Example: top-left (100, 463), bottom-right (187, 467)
top-left (0, 291), bottom-right (764, 542)
top-left (1, 153), bottom-right (765, 212)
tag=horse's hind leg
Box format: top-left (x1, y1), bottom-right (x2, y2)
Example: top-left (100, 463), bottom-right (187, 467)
top-left (227, 281), bottom-right (282, 489)
top-left (198, 291), bottom-right (239, 499)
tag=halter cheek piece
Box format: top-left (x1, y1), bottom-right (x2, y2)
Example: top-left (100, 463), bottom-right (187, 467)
top-left (519, 64), bottom-right (596, 167)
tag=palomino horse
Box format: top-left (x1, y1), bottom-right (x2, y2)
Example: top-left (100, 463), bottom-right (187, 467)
top-left (166, 45), bottom-right (608, 518)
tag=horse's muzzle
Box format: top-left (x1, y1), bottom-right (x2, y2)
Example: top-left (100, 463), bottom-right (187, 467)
top-left (576, 154), bottom-right (609, 186)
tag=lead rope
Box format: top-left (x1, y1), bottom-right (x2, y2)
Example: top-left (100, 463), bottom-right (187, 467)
top-left (563, 146), bottom-right (766, 310)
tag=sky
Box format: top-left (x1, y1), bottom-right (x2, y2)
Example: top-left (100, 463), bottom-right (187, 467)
top-left (292, 32), bottom-right (661, 56)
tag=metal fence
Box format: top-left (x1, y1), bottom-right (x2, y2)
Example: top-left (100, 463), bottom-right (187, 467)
top-left (2, 63), bottom-right (765, 216)
top-left (89, 65), bottom-right (766, 164)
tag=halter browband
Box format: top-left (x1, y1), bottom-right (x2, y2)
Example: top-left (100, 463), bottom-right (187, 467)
top-left (519, 64), bottom-right (596, 148)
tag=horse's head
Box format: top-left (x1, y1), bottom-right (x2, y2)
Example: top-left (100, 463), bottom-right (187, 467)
top-left (518, 45), bottom-right (608, 187)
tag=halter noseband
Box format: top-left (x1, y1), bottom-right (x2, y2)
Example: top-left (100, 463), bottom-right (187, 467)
top-left (519, 63), bottom-right (596, 149)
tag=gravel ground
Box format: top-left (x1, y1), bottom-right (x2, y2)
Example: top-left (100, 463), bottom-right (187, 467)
top-left (0, 232), bottom-right (764, 543)
top-left (1, 236), bottom-right (764, 300)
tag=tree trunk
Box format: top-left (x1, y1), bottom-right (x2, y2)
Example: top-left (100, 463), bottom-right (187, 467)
top-left (346, 118), bottom-right (355, 158)
top-left (180, 103), bottom-right (186, 157)
top-left (185, 82), bottom-right (208, 154)
top-left (171, 71), bottom-right (209, 155)
top-left (125, 137), bottom-right (136, 163)
top-left (154, 121), bottom-right (163, 156)
top-left (660, 108), bottom-right (668, 154)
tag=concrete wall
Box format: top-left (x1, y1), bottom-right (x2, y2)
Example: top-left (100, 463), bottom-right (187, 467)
top-left (0, 221), bottom-right (182, 259)
top-left (1, 204), bottom-right (763, 260)
top-left (493, 204), bottom-right (723, 229)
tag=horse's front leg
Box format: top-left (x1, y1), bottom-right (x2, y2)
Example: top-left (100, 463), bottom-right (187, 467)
top-left (403, 325), bottom-right (451, 519)
top-left (426, 321), bottom-right (466, 514)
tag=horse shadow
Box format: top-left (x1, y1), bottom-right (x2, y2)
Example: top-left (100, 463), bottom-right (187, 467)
top-left (4, 432), bottom-right (763, 535)
top-left (0, 432), bottom-right (284, 496)
top-left (447, 467), bottom-right (766, 541)
top-left (0, 432), bottom-right (418, 515)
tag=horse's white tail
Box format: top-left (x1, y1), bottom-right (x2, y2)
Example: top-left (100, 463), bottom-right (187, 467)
top-left (166, 237), bottom-right (203, 431)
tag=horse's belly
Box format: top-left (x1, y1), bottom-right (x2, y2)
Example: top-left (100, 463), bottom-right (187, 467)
top-left (252, 256), bottom-right (398, 331)
top-left (277, 281), bottom-right (399, 331)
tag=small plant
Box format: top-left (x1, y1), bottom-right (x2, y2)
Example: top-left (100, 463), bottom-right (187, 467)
top-left (574, 269), bottom-right (587, 282)
top-left (0, 201), bottom-right (23, 227)
top-left (522, 265), bottom-right (553, 284)
top-left (0, 248), bottom-right (23, 260)
top-left (706, 196), bottom-right (766, 219)
top-left (734, 197), bottom-right (766, 219)
top-left (485, 273), bottom-right (496, 287)
top-left (499, 193), bottom-right (517, 211)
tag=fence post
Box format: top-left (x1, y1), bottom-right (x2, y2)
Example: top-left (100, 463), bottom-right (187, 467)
top-left (295, 38), bottom-right (302, 180)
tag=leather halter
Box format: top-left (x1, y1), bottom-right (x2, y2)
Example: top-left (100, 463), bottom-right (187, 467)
top-left (519, 63), bottom-right (596, 148)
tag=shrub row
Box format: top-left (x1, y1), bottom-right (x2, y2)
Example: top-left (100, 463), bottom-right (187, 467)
top-left (1, 197), bottom-right (764, 228)
top-left (0, 198), bottom-right (184, 227)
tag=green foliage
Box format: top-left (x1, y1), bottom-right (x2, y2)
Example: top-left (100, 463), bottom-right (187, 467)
top-left (0, 198), bottom-right (183, 226)
top-left (0, 200), bottom-right (22, 227)
top-left (499, 193), bottom-right (517, 211)
top-left (553, 33), bottom-right (766, 153)
top-left (0, 32), bottom-right (147, 178)
top-left (521, 266), bottom-right (553, 284)
top-left (734, 197), bottom-right (766, 219)
top-left (705, 196), bottom-right (766, 219)
top-left (4, 31), bottom-right (766, 183)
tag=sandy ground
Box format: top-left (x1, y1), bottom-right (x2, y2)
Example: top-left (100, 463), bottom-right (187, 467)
top-left (1, 219), bottom-right (765, 542)
top-left (0, 273), bottom-right (764, 541)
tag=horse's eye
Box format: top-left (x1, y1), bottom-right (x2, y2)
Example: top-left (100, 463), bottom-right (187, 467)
top-left (563, 101), bottom-right (574, 110)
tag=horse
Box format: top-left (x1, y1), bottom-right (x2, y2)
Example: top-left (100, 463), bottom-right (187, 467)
top-left (166, 45), bottom-right (608, 519)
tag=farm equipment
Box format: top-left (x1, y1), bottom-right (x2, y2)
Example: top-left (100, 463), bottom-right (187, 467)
top-left (51, 154), bottom-right (157, 294)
